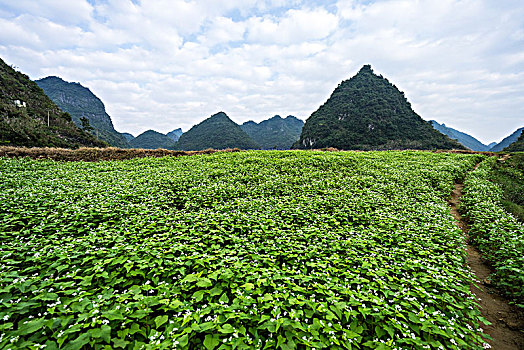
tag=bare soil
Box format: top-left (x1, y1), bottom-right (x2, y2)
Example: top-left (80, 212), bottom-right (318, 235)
top-left (449, 182), bottom-right (524, 350)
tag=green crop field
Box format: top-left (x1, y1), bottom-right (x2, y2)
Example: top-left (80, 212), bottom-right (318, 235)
top-left (1, 151), bottom-right (515, 350)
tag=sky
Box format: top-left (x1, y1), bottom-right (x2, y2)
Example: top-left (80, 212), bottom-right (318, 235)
top-left (0, 0), bottom-right (523, 144)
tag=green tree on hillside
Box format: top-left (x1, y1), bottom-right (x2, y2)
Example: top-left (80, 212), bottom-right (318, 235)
top-left (80, 116), bottom-right (94, 133)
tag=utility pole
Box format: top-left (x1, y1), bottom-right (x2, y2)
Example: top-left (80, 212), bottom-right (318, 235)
top-left (47, 111), bottom-right (50, 127)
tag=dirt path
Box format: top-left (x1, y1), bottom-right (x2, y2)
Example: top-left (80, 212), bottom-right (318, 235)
top-left (449, 181), bottom-right (524, 350)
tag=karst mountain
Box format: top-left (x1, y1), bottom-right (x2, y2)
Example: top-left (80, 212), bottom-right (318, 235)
top-left (174, 112), bottom-right (260, 151)
top-left (240, 115), bottom-right (304, 150)
top-left (36, 76), bottom-right (130, 148)
top-left (502, 129), bottom-right (524, 152)
top-left (490, 127), bottom-right (524, 152)
top-left (0, 58), bottom-right (105, 148)
top-left (293, 65), bottom-right (465, 150)
top-left (129, 130), bottom-right (177, 149)
top-left (430, 121), bottom-right (493, 151)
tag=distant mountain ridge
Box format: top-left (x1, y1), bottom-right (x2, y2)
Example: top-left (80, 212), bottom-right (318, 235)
top-left (490, 127), bottom-right (524, 152)
top-left (430, 120), bottom-right (492, 151)
top-left (121, 133), bottom-right (134, 142)
top-left (0, 57), bottom-right (106, 148)
top-left (36, 76), bottom-right (130, 148)
top-left (503, 131), bottom-right (524, 152)
top-left (175, 112), bottom-right (260, 151)
top-left (130, 130), bottom-right (176, 149)
top-left (167, 128), bottom-right (183, 142)
top-left (294, 65), bottom-right (464, 150)
top-left (241, 115), bottom-right (303, 149)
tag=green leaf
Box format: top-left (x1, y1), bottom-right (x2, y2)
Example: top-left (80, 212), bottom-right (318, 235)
top-left (219, 323), bottom-right (235, 334)
top-left (204, 334), bottom-right (220, 350)
top-left (210, 286), bottom-right (222, 296)
top-left (90, 328), bottom-right (102, 338)
top-left (193, 290), bottom-right (206, 302)
top-left (68, 333), bottom-right (91, 350)
top-left (182, 273), bottom-right (199, 283)
top-left (112, 338), bottom-right (130, 349)
top-left (197, 278), bottom-right (212, 288)
top-left (219, 293), bottom-right (229, 304)
top-left (101, 325), bottom-right (111, 343)
top-left (374, 326), bottom-right (386, 338)
top-left (199, 322), bottom-right (215, 331)
top-left (155, 315), bottom-right (169, 329)
top-left (79, 275), bottom-right (93, 286)
top-left (18, 318), bottom-right (46, 335)
top-left (241, 283), bottom-right (254, 291)
top-left (102, 309), bottom-right (124, 321)
top-left (408, 312), bottom-right (421, 324)
top-left (39, 292), bottom-right (59, 301)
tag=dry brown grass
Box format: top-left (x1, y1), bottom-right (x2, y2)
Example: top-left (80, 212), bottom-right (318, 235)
top-left (0, 146), bottom-right (500, 162)
top-left (433, 149), bottom-right (497, 156)
top-left (0, 146), bottom-right (242, 162)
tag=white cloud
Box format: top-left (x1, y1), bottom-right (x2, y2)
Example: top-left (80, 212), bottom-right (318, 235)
top-left (0, 0), bottom-right (523, 143)
top-left (197, 16), bottom-right (246, 46)
top-left (0, 0), bottom-right (93, 24)
top-left (0, 17), bottom-right (41, 47)
top-left (247, 8), bottom-right (338, 44)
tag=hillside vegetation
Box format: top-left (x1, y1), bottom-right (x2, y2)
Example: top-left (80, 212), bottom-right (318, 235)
top-left (503, 132), bottom-right (524, 152)
top-left (175, 112), bottom-right (260, 151)
top-left (36, 76), bottom-right (130, 148)
top-left (295, 65), bottom-right (465, 150)
top-left (490, 127), bottom-right (523, 152)
top-left (430, 121), bottom-right (492, 151)
top-left (129, 130), bottom-right (177, 150)
top-left (0, 58), bottom-right (106, 148)
top-left (487, 153), bottom-right (524, 221)
top-left (240, 115), bottom-right (303, 149)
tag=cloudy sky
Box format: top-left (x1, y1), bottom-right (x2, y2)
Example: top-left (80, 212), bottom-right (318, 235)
top-left (0, 0), bottom-right (523, 144)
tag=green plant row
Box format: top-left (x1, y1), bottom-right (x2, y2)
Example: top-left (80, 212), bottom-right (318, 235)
top-left (1, 151), bottom-right (487, 349)
top-left (461, 157), bottom-right (524, 306)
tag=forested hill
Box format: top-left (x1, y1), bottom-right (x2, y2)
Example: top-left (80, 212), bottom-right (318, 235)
top-left (490, 127), bottom-right (524, 152)
top-left (175, 112), bottom-right (260, 151)
top-left (129, 130), bottom-right (176, 149)
top-left (294, 65), bottom-right (465, 150)
top-left (241, 115), bottom-right (303, 149)
top-left (430, 120), bottom-right (492, 151)
top-left (36, 76), bottom-right (130, 148)
top-left (0, 57), bottom-right (106, 148)
top-left (504, 131), bottom-right (524, 152)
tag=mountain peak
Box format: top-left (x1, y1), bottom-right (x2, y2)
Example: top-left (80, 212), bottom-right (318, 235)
top-left (240, 115), bottom-right (304, 150)
top-left (210, 111), bottom-right (229, 120)
top-left (38, 75), bottom-right (65, 83)
top-left (166, 128), bottom-right (183, 142)
top-left (130, 130), bottom-right (176, 149)
top-left (36, 75), bottom-right (130, 148)
top-left (0, 57), bottom-right (106, 148)
top-left (357, 64), bottom-right (374, 75)
top-left (175, 112), bottom-right (260, 151)
top-left (293, 67), bottom-right (464, 150)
